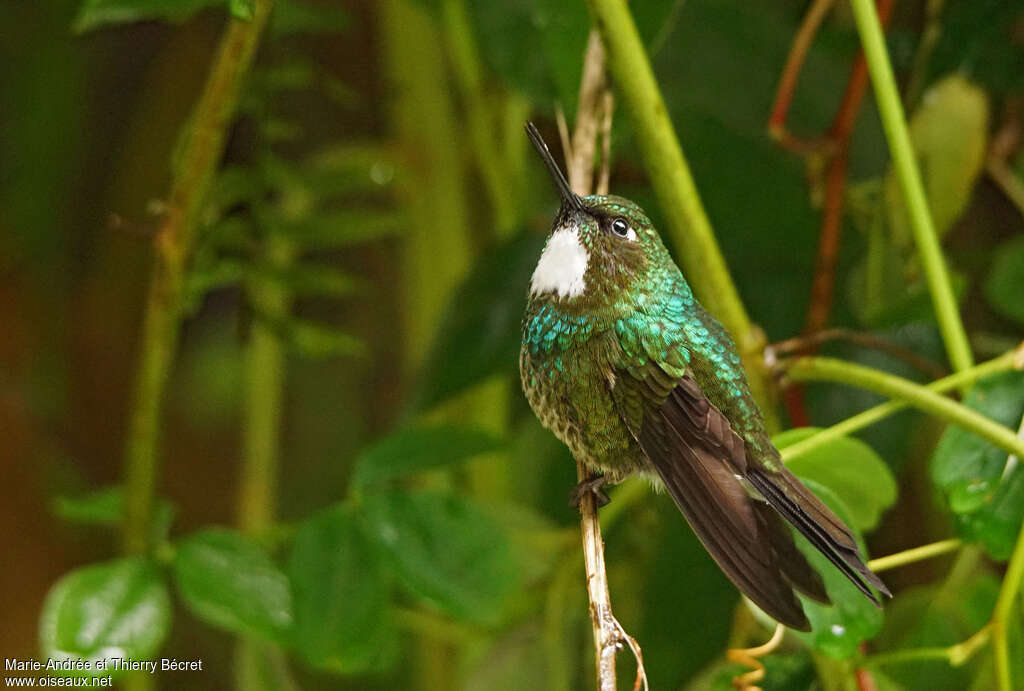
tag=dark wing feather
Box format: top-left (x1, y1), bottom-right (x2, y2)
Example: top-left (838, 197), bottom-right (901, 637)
top-left (746, 466), bottom-right (891, 601)
top-left (627, 372), bottom-right (827, 630)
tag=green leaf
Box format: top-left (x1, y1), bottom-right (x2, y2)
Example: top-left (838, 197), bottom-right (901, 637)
top-left (282, 318), bottom-right (364, 359)
top-left (350, 425), bottom-right (505, 490)
top-left (74, 0), bottom-right (221, 32)
top-left (413, 232), bottom-right (544, 410)
top-left (775, 428), bottom-right (898, 531)
top-left (229, 0), bottom-right (254, 20)
top-left (984, 236), bottom-right (1024, 325)
top-left (288, 505), bottom-right (396, 673)
top-left (251, 262), bottom-right (363, 298)
top-left (361, 490), bottom-right (518, 625)
top-left (931, 370), bottom-right (1024, 560)
top-left (52, 486), bottom-right (176, 543)
top-left (173, 529), bottom-right (293, 641)
top-left (39, 557), bottom-right (171, 677)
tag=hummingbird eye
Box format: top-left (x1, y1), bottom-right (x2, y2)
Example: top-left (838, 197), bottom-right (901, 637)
top-left (610, 217), bottom-right (632, 239)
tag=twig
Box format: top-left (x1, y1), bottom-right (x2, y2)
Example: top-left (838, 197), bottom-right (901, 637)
top-left (782, 356), bottom-right (1024, 460)
top-left (122, 0), bottom-right (274, 557)
top-left (986, 98), bottom-right (1024, 219)
top-left (991, 481), bottom-right (1024, 691)
top-left (563, 28), bottom-right (647, 691)
top-left (777, 345), bottom-right (1024, 465)
top-left (865, 625), bottom-right (991, 669)
top-left (867, 538), bottom-right (962, 572)
top-left (726, 624), bottom-right (785, 691)
top-left (903, 0), bottom-right (946, 110)
top-left (770, 327), bottom-right (947, 380)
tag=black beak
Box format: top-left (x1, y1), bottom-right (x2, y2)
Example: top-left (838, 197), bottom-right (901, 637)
top-left (525, 121), bottom-right (585, 213)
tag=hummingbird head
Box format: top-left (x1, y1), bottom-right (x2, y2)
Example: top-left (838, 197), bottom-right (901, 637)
top-left (524, 122), bottom-right (674, 315)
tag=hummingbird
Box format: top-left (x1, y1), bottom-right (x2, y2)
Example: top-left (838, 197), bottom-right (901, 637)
top-left (519, 122), bottom-right (889, 631)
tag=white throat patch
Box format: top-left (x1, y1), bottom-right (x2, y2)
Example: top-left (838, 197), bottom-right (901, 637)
top-left (530, 227), bottom-right (589, 299)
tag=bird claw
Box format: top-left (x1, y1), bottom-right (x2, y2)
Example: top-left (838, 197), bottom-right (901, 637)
top-left (569, 475), bottom-right (610, 509)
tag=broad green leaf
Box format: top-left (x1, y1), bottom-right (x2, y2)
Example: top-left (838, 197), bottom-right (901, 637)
top-left (52, 486), bottom-right (176, 543)
top-left (984, 236), bottom-right (1024, 325)
top-left (361, 490), bottom-right (518, 625)
top-left (931, 371), bottom-right (1024, 560)
top-left (39, 558), bottom-right (171, 677)
top-left (74, 0), bottom-right (221, 32)
top-left (351, 425), bottom-right (504, 490)
top-left (174, 529), bottom-right (293, 641)
top-left (413, 232), bottom-right (544, 410)
top-left (884, 74), bottom-right (988, 246)
top-left (775, 428), bottom-right (898, 531)
top-left (749, 480), bottom-right (884, 659)
top-left (288, 505), bottom-right (396, 673)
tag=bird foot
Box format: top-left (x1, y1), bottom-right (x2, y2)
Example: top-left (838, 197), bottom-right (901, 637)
top-left (569, 475), bottom-right (610, 510)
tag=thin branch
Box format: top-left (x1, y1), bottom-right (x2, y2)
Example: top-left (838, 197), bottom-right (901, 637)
top-left (782, 355), bottom-right (1024, 460)
top-left (122, 1), bottom-right (274, 556)
top-left (586, 0), bottom-right (778, 429)
top-left (867, 538), bottom-right (962, 573)
top-left (770, 327), bottom-right (947, 380)
top-left (563, 28), bottom-right (647, 691)
top-left (777, 345), bottom-right (1024, 465)
top-left (865, 625), bottom-right (991, 669)
top-left (849, 0), bottom-right (974, 376)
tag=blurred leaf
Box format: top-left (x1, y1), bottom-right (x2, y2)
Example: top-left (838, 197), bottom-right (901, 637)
top-left (229, 0), bottom-right (254, 20)
top-left (52, 486), bottom-right (176, 543)
top-left (464, 624), bottom-right (549, 691)
top-left (885, 74), bottom-right (988, 246)
top-left (765, 480), bottom-right (884, 658)
top-left (361, 490), bottom-right (518, 625)
top-left (283, 318), bottom-right (364, 359)
top-left (288, 505), bottom-right (397, 673)
top-left (39, 557), bottom-right (171, 677)
top-left (687, 652), bottom-right (815, 691)
top-left (174, 528), bottom-right (293, 641)
top-left (251, 262), bottom-right (363, 298)
top-left (283, 209), bottom-right (405, 250)
top-left (184, 258), bottom-right (247, 311)
top-left (931, 370), bottom-right (1024, 560)
top-left (776, 428), bottom-right (898, 531)
top-left (235, 641), bottom-right (302, 691)
top-left (984, 236), bottom-right (1024, 325)
top-left (270, 0), bottom-right (349, 37)
top-left (414, 232), bottom-right (544, 410)
top-left (848, 253), bottom-right (968, 329)
top-left (350, 425), bottom-right (505, 490)
top-left (73, 0), bottom-right (221, 32)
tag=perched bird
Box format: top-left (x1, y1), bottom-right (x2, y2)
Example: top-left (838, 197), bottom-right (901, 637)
top-left (519, 122), bottom-right (889, 630)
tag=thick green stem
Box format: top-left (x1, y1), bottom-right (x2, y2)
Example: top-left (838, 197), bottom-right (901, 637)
top-left (785, 356), bottom-right (1024, 459)
top-left (585, 0), bottom-right (777, 427)
top-left (780, 348), bottom-right (1022, 464)
top-left (849, 0), bottom-right (973, 374)
top-left (991, 518), bottom-right (1024, 691)
top-left (122, 1), bottom-right (272, 554)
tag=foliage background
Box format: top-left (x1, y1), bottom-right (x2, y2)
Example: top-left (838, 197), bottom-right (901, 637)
top-left (1, 0), bottom-right (1023, 689)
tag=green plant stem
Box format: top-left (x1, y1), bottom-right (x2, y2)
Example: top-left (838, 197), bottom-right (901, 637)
top-left (122, 1), bottom-right (273, 557)
top-left (866, 625), bottom-right (991, 668)
top-left (440, 0), bottom-right (518, 235)
top-left (991, 517), bottom-right (1024, 691)
top-left (867, 538), bottom-right (962, 572)
top-left (780, 348), bottom-right (1022, 464)
top-left (784, 355), bottom-right (1024, 459)
top-left (585, 0), bottom-right (777, 428)
top-left (238, 233), bottom-right (294, 535)
top-left (849, 0), bottom-right (973, 375)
